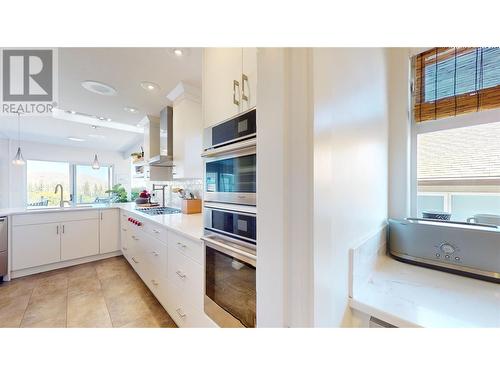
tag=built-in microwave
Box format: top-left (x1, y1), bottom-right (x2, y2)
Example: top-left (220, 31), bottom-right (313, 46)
top-left (203, 108), bottom-right (256, 150)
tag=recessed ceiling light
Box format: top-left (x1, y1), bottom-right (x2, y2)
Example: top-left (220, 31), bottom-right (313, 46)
top-left (81, 80), bottom-right (117, 96)
top-left (140, 81), bottom-right (160, 92)
top-left (170, 48), bottom-right (190, 57)
top-left (106, 118), bottom-right (112, 122)
top-left (124, 106), bottom-right (139, 113)
top-left (68, 137), bottom-right (85, 142)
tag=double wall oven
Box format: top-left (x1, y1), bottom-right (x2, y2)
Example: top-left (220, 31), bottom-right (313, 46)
top-left (202, 108), bottom-right (257, 328)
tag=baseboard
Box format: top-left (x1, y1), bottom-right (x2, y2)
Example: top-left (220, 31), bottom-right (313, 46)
top-left (10, 251), bottom-right (122, 279)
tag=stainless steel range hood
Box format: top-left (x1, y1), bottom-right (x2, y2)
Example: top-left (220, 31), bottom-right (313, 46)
top-left (149, 106), bottom-right (173, 166)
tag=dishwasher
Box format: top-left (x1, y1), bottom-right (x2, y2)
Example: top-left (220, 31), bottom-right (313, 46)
top-left (0, 217), bottom-right (7, 281)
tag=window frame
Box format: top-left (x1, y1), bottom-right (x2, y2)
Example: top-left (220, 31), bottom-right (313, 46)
top-left (25, 159), bottom-right (114, 207)
top-left (410, 50), bottom-right (500, 218)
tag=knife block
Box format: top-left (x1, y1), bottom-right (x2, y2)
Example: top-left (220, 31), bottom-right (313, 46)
top-left (181, 199), bottom-right (202, 214)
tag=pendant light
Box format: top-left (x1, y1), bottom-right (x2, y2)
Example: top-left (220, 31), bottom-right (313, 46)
top-left (12, 112), bottom-right (25, 166)
top-left (92, 153), bottom-right (100, 170)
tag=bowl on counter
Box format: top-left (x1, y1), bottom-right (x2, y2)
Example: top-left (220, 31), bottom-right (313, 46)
top-left (135, 197), bottom-right (149, 205)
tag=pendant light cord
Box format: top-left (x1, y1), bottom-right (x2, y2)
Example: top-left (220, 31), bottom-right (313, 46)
top-left (17, 112), bottom-right (21, 148)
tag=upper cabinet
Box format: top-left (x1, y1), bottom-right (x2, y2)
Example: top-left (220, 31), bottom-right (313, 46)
top-left (167, 82), bottom-right (203, 179)
top-left (202, 48), bottom-right (257, 128)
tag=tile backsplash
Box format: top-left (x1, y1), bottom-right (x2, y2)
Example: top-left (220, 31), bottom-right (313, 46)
top-left (143, 179), bottom-right (203, 208)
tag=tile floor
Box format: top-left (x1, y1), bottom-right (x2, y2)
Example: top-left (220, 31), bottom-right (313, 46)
top-left (0, 256), bottom-right (177, 328)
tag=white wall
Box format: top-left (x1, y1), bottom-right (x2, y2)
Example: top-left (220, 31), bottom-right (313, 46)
top-left (387, 48), bottom-right (411, 219)
top-left (0, 138), bottom-right (10, 208)
top-left (313, 48), bottom-right (389, 327)
top-left (3, 139), bottom-right (130, 208)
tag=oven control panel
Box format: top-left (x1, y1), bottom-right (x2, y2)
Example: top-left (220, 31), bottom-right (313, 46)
top-left (434, 241), bottom-right (461, 263)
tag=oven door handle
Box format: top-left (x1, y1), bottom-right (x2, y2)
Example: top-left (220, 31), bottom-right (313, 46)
top-left (202, 236), bottom-right (257, 267)
top-left (201, 138), bottom-right (256, 158)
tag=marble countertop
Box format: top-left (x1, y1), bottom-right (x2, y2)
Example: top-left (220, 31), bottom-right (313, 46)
top-left (0, 202), bottom-right (204, 241)
top-left (350, 252), bottom-right (500, 328)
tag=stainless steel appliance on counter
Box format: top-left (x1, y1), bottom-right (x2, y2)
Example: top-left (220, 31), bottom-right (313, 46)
top-left (202, 109), bottom-right (256, 206)
top-left (0, 217), bottom-right (7, 281)
top-left (388, 218), bottom-right (500, 283)
top-left (202, 109), bottom-right (257, 327)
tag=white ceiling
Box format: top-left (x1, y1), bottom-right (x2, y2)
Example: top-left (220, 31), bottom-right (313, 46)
top-left (0, 47), bottom-right (202, 152)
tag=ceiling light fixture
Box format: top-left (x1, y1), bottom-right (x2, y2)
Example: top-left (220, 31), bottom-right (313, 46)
top-left (12, 112), bottom-right (25, 166)
top-left (140, 81), bottom-right (160, 92)
top-left (173, 48), bottom-right (183, 56)
top-left (81, 80), bottom-right (118, 96)
top-left (124, 106), bottom-right (139, 113)
top-left (92, 153), bottom-right (100, 170)
top-left (68, 137), bottom-right (85, 142)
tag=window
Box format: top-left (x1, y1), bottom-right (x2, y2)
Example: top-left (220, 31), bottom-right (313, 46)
top-left (412, 48), bottom-right (500, 222)
top-left (27, 160), bottom-right (71, 207)
top-left (74, 165), bottom-right (112, 204)
top-left (26, 160), bottom-right (113, 207)
top-left (414, 48), bottom-right (500, 123)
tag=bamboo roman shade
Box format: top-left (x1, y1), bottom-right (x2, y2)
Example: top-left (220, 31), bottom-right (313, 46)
top-left (413, 47), bottom-right (500, 122)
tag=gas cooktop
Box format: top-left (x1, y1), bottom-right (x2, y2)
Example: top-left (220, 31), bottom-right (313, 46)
top-left (135, 207), bottom-right (181, 216)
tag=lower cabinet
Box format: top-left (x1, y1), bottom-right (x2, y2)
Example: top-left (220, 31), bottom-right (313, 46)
top-left (123, 213), bottom-right (216, 328)
top-left (61, 219), bottom-right (99, 261)
top-left (12, 222), bottom-right (61, 270)
top-left (11, 210), bottom-right (118, 273)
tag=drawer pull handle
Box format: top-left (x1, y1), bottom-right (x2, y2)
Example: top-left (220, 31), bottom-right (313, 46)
top-left (152, 251), bottom-right (160, 256)
top-left (122, 247), bottom-right (128, 251)
top-left (131, 257), bottom-right (139, 264)
top-left (176, 270), bottom-right (186, 279)
top-left (132, 236), bottom-right (139, 241)
top-left (176, 308), bottom-right (186, 318)
top-left (153, 229), bottom-right (160, 234)
top-left (177, 242), bottom-right (187, 249)
top-left (151, 279), bottom-right (159, 286)
top-left (121, 228), bottom-right (127, 232)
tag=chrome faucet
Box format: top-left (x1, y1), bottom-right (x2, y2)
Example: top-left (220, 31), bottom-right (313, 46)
top-left (152, 184), bottom-right (169, 207)
top-left (54, 184), bottom-right (71, 208)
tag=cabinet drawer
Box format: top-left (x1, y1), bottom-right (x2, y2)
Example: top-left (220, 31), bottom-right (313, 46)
top-left (143, 234), bottom-right (167, 277)
top-left (142, 220), bottom-right (167, 243)
top-left (12, 210), bottom-right (99, 226)
top-left (167, 282), bottom-right (216, 328)
top-left (168, 246), bottom-right (203, 309)
top-left (168, 231), bottom-right (203, 265)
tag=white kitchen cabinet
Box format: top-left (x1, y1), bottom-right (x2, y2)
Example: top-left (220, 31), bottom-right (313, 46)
top-left (99, 209), bottom-right (120, 254)
top-left (203, 48), bottom-right (242, 127)
top-left (12, 223), bottom-right (61, 270)
top-left (168, 82), bottom-right (203, 179)
top-left (241, 48), bottom-right (258, 112)
top-left (203, 48), bottom-right (257, 127)
top-left (61, 219), bottom-right (99, 261)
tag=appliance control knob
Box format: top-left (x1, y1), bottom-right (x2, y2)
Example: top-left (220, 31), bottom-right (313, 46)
top-left (128, 218), bottom-right (131, 222)
top-left (440, 243), bottom-right (456, 254)
top-left (137, 222), bottom-right (142, 226)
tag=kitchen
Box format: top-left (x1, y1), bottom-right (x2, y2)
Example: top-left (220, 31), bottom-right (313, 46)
top-left (1, 1), bottom-right (499, 372)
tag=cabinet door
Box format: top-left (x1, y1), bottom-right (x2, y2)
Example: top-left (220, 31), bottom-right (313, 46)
top-left (203, 48), bottom-right (242, 127)
top-left (241, 48), bottom-right (257, 112)
top-left (61, 219), bottom-right (99, 261)
top-left (173, 98), bottom-right (203, 179)
top-left (12, 223), bottom-right (61, 270)
top-left (99, 209), bottom-right (120, 254)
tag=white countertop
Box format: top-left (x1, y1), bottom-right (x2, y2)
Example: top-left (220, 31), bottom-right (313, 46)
top-left (350, 252), bottom-right (500, 328)
top-left (0, 202), bottom-right (204, 241)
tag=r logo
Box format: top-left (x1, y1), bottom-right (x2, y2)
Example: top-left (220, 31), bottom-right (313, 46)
top-left (2, 49), bottom-right (53, 102)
